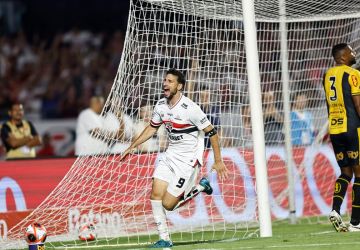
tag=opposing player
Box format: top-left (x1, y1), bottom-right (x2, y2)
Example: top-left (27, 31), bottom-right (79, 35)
top-left (324, 43), bottom-right (360, 232)
top-left (121, 68), bottom-right (228, 247)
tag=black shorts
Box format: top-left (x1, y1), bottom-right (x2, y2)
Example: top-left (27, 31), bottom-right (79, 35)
top-left (330, 128), bottom-right (360, 168)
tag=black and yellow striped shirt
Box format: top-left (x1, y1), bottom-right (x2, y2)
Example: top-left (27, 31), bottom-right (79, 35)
top-left (323, 65), bottom-right (360, 134)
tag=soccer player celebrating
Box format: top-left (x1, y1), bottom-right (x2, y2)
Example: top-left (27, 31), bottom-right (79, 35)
top-left (121, 68), bottom-right (228, 247)
top-left (324, 43), bottom-right (360, 232)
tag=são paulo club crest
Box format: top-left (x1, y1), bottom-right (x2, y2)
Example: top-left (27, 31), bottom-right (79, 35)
top-left (164, 122), bottom-right (173, 133)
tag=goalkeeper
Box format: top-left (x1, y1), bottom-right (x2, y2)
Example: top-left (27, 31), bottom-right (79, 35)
top-left (121, 68), bottom-right (228, 248)
top-left (324, 43), bottom-right (360, 232)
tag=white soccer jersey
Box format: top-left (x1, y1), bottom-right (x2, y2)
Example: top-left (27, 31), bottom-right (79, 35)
top-left (150, 94), bottom-right (211, 166)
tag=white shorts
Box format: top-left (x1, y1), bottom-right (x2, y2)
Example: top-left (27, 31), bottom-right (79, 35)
top-left (153, 154), bottom-right (199, 198)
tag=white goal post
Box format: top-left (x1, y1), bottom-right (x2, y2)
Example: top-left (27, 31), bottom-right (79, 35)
top-left (3, 0), bottom-right (360, 249)
top-left (242, 0), bottom-right (272, 237)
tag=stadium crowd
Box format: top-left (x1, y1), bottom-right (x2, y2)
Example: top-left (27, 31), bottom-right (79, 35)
top-left (0, 29), bottom-right (125, 159)
top-left (0, 25), bottom-right (325, 159)
top-left (0, 29), bottom-right (125, 121)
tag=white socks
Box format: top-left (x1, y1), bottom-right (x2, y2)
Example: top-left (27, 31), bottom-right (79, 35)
top-left (151, 199), bottom-right (170, 241)
top-left (150, 185), bottom-right (205, 240)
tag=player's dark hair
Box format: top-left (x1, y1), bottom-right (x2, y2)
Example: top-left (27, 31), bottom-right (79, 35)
top-left (332, 43), bottom-right (349, 59)
top-left (166, 68), bottom-right (186, 87)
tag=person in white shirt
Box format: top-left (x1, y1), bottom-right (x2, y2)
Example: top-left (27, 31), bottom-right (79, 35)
top-left (121, 69), bottom-right (228, 248)
top-left (75, 96), bottom-right (107, 156)
top-left (75, 96), bottom-right (130, 156)
top-left (107, 111), bottom-right (134, 154)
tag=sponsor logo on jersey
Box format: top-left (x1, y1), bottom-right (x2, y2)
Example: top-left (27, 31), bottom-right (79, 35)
top-left (181, 103), bottom-right (188, 109)
top-left (174, 115), bottom-right (182, 121)
top-left (169, 134), bottom-right (184, 141)
top-left (335, 182), bottom-right (341, 193)
top-left (352, 75), bottom-right (358, 87)
top-left (200, 117), bottom-right (207, 124)
top-left (347, 151), bottom-right (359, 159)
top-left (158, 100), bottom-right (166, 104)
top-left (331, 118), bottom-right (344, 125)
top-left (165, 122), bottom-right (173, 132)
top-left (336, 152), bottom-right (344, 161)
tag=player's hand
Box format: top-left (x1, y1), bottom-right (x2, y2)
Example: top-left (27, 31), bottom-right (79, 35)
top-left (212, 160), bottom-right (228, 181)
top-left (120, 147), bottom-right (134, 161)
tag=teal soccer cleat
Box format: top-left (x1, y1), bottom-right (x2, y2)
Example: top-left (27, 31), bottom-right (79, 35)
top-left (199, 177), bottom-right (213, 195)
top-left (149, 239), bottom-right (173, 248)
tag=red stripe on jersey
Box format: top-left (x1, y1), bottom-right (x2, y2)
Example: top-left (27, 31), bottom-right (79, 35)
top-left (162, 120), bottom-right (193, 128)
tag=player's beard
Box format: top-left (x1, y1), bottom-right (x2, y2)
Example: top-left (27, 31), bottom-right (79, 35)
top-left (165, 88), bottom-right (178, 101)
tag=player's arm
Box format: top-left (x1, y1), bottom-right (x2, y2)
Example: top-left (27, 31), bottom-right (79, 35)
top-left (353, 95), bottom-right (360, 117)
top-left (7, 135), bottom-right (33, 148)
top-left (203, 125), bottom-right (228, 181)
top-left (26, 136), bottom-right (42, 147)
top-left (89, 112), bottom-right (128, 141)
top-left (2, 125), bottom-right (32, 149)
top-left (120, 124), bottom-right (159, 160)
top-left (26, 122), bottom-right (42, 147)
top-left (91, 125), bottom-right (125, 141)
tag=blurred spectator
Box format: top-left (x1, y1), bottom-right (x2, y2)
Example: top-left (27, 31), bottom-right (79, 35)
top-left (290, 93), bottom-right (315, 145)
top-left (108, 110), bottom-right (134, 154)
top-left (0, 139), bottom-right (5, 160)
top-left (75, 96), bottom-right (131, 156)
top-left (0, 103), bottom-right (42, 159)
top-left (37, 132), bottom-right (55, 157)
top-left (199, 86), bottom-right (222, 148)
top-left (241, 105), bottom-right (253, 147)
top-left (62, 28), bottom-right (93, 51)
top-left (263, 91), bottom-right (284, 144)
top-left (220, 106), bottom-right (243, 148)
top-left (75, 96), bottom-right (108, 155)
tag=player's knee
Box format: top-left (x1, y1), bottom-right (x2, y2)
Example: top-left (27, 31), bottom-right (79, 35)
top-left (150, 192), bottom-right (162, 200)
top-left (162, 201), bottom-right (175, 211)
top-left (150, 188), bottom-right (165, 200)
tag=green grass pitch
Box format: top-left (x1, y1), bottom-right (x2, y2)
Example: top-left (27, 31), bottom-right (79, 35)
top-left (28, 218), bottom-right (360, 250)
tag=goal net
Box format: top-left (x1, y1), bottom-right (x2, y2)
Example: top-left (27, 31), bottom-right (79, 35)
top-left (4, 0), bottom-right (360, 248)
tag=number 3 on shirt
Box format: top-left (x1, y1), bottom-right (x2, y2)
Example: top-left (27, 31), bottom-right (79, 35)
top-left (329, 76), bottom-right (337, 101)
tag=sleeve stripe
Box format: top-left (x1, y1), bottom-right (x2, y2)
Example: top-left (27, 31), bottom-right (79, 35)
top-left (150, 120), bottom-right (162, 127)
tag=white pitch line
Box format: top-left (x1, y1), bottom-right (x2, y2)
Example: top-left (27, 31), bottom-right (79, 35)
top-left (228, 240), bottom-right (360, 249)
top-left (310, 230), bottom-right (334, 235)
top-left (54, 242), bottom-right (148, 249)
